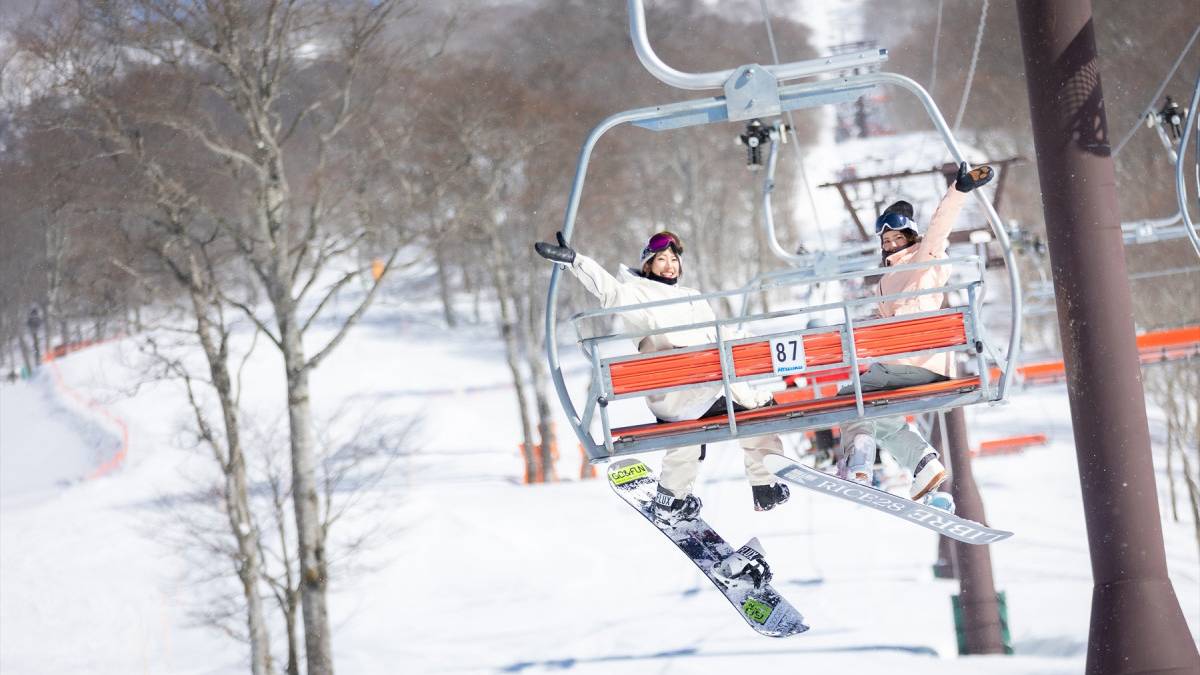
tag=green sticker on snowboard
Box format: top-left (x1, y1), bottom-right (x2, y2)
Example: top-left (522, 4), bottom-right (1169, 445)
top-left (608, 461), bottom-right (649, 486)
top-left (741, 598), bottom-right (773, 624)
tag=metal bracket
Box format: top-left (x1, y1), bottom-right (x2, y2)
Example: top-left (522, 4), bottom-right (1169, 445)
top-left (725, 64), bottom-right (781, 122)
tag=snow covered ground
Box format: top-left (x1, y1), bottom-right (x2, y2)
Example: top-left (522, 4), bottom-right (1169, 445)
top-left (1, 298), bottom-right (1197, 674)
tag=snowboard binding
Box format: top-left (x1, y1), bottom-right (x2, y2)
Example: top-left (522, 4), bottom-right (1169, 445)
top-left (715, 537), bottom-right (773, 590)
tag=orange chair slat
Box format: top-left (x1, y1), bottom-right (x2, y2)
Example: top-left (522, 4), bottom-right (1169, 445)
top-left (607, 313), bottom-right (967, 397)
top-left (611, 376), bottom-right (982, 443)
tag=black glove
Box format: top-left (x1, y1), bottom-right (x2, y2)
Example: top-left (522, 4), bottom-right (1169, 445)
top-left (534, 232), bottom-right (576, 265)
top-left (954, 162), bottom-right (994, 193)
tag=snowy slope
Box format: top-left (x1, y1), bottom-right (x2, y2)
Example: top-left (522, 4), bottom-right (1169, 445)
top-left (2, 300), bottom-right (1196, 674)
top-left (0, 375), bottom-right (103, 502)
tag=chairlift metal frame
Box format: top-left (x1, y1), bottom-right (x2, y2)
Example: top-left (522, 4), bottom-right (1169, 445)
top-left (1175, 72), bottom-right (1200, 258)
top-left (545, 0), bottom-right (1023, 462)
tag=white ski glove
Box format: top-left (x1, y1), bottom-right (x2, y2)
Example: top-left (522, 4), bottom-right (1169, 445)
top-left (754, 389), bottom-right (776, 409)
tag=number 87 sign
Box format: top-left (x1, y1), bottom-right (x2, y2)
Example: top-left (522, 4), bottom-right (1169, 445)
top-left (769, 335), bottom-right (807, 375)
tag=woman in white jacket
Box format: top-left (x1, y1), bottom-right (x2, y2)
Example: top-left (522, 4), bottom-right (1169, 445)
top-left (536, 230), bottom-right (789, 524)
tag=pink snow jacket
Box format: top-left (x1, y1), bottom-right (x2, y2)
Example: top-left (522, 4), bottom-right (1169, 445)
top-left (877, 186), bottom-right (970, 377)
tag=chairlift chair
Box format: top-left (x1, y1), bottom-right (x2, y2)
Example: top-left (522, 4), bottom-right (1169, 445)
top-left (545, 0), bottom-right (1023, 463)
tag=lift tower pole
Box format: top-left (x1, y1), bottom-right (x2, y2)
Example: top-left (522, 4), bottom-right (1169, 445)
top-left (1015, 2), bottom-right (1200, 673)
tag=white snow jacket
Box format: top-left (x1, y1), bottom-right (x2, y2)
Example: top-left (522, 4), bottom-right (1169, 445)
top-left (568, 254), bottom-right (774, 422)
top-left (878, 185), bottom-right (969, 377)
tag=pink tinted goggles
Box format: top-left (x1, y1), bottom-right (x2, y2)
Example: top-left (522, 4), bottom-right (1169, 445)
top-left (641, 233), bottom-right (683, 260)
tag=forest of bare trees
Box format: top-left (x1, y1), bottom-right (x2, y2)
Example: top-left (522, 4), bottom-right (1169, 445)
top-left (2, 0), bottom-right (1198, 672)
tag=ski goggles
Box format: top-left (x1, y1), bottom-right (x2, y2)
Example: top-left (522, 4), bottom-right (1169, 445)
top-left (874, 212), bottom-right (916, 235)
top-left (641, 232), bottom-right (684, 261)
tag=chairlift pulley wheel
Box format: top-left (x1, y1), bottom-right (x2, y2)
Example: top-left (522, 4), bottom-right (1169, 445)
top-left (1157, 95), bottom-right (1186, 140)
top-left (738, 119), bottom-right (773, 170)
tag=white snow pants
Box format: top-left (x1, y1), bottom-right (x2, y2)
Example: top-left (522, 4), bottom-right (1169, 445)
top-left (838, 363), bottom-right (945, 471)
top-left (658, 433), bottom-right (783, 498)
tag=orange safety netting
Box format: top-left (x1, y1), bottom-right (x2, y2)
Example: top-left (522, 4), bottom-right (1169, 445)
top-left (43, 343), bottom-right (130, 480)
top-left (607, 313), bottom-right (967, 396)
top-left (611, 376), bottom-right (981, 443)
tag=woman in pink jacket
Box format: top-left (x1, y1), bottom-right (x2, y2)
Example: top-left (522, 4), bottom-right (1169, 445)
top-left (837, 162), bottom-right (994, 503)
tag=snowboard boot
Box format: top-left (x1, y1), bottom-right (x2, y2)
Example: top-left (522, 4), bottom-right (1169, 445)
top-left (910, 451), bottom-right (947, 500)
top-left (838, 434), bottom-right (876, 486)
top-left (751, 482), bottom-right (790, 512)
top-left (653, 485), bottom-right (702, 526)
top-left (921, 491), bottom-right (956, 514)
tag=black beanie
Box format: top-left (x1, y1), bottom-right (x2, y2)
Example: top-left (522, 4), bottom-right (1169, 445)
top-left (882, 200), bottom-right (914, 220)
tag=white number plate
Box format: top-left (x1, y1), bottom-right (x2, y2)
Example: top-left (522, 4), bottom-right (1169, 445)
top-left (769, 335), bottom-right (807, 375)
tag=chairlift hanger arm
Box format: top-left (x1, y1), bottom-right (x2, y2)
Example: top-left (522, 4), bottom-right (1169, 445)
top-left (627, 0), bottom-right (886, 91)
top-left (1176, 71), bottom-right (1200, 258)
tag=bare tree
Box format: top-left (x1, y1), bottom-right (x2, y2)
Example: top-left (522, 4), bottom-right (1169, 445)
top-left (16, 1), bottom-right (449, 671)
top-left (151, 325), bottom-right (274, 675)
top-left (1145, 360), bottom-right (1200, 557)
top-left (250, 407), bottom-right (417, 675)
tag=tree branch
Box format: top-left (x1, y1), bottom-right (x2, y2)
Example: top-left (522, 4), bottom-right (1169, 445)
top-left (304, 247), bottom-right (397, 372)
top-left (217, 291), bottom-right (283, 350)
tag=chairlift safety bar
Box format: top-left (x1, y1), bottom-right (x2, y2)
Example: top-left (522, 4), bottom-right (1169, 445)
top-left (570, 254), bottom-right (986, 328)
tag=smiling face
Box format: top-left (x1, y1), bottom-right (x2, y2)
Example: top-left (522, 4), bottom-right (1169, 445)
top-left (881, 229), bottom-right (911, 256)
top-left (647, 249), bottom-right (680, 279)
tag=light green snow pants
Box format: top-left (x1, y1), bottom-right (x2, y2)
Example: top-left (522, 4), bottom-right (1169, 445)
top-left (837, 363), bottom-right (947, 471)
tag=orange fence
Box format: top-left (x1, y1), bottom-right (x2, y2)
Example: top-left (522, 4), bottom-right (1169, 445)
top-left (973, 433), bottom-right (1048, 457)
top-left (990, 325), bottom-right (1199, 386)
top-left (519, 437), bottom-right (596, 483)
top-left (43, 341), bottom-right (129, 480)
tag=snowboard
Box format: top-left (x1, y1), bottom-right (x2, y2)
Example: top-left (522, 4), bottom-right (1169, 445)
top-left (763, 454), bottom-right (1013, 545)
top-left (606, 458), bottom-right (809, 638)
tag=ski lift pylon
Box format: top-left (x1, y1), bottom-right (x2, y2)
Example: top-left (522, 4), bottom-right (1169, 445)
top-left (545, 0), bottom-right (1023, 463)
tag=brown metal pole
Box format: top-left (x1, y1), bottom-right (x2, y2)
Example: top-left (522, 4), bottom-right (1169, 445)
top-left (832, 183), bottom-right (870, 239)
top-left (1015, 2), bottom-right (1200, 673)
top-left (929, 413), bottom-right (957, 580)
top-left (943, 407), bottom-right (1005, 654)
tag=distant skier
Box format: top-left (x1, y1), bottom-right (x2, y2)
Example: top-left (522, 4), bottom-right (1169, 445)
top-left (534, 230), bottom-right (790, 523)
top-left (837, 162), bottom-right (994, 502)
